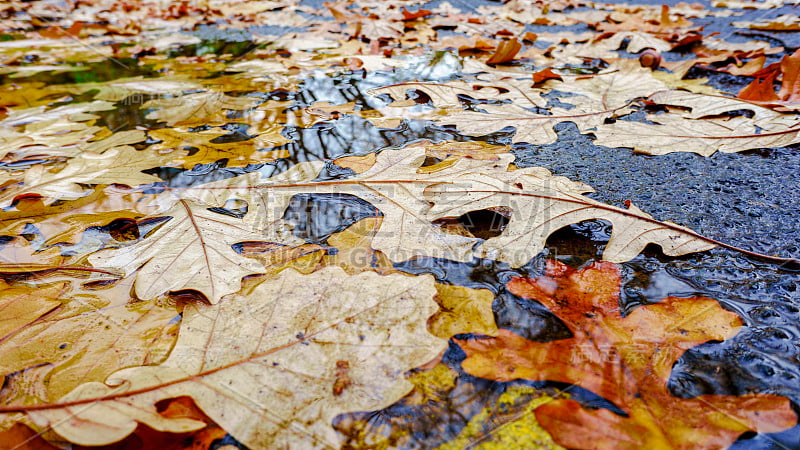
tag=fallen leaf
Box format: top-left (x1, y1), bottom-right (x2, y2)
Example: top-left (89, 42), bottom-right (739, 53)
top-left (0, 101), bottom-right (115, 128)
top-left (148, 127), bottom-right (290, 169)
top-left (424, 151), bottom-right (716, 265)
top-left (486, 38), bottom-right (522, 64)
top-left (456, 260), bottom-right (797, 449)
top-left (119, 396), bottom-right (228, 450)
top-left (0, 145), bottom-right (177, 207)
top-left (333, 153), bottom-right (377, 174)
top-left (429, 283), bottom-right (499, 338)
top-left (143, 91), bottom-right (260, 126)
top-left (424, 140), bottom-right (510, 161)
top-left (88, 200), bottom-right (267, 303)
top-left (0, 423), bottom-right (58, 450)
top-left (738, 49), bottom-right (800, 111)
top-left (532, 67), bottom-right (562, 85)
top-left (0, 186), bottom-right (166, 246)
top-left (183, 141), bottom-right (718, 266)
top-left (438, 385), bottom-right (561, 450)
top-left (27, 267), bottom-right (447, 449)
top-left (733, 14), bottom-right (800, 31)
top-left (320, 217), bottom-right (394, 274)
top-left (0, 280), bottom-right (68, 340)
top-left (594, 90), bottom-right (800, 155)
top-left (373, 64), bottom-right (667, 145)
top-left (0, 277), bottom-right (179, 401)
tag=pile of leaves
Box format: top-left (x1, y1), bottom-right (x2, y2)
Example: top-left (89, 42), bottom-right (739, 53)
top-left (0, 0), bottom-right (798, 448)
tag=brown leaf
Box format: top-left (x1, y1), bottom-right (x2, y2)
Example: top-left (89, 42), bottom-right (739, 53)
top-left (456, 260), bottom-right (797, 449)
top-left (532, 67), bottom-right (563, 85)
top-left (486, 38), bottom-right (522, 64)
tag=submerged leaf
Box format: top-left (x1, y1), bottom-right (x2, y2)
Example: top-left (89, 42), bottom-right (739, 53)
top-left (0, 278), bottom-right (178, 401)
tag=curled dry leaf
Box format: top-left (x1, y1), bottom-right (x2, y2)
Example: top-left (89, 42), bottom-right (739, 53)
top-left (24, 267), bottom-right (447, 449)
top-left (456, 260), bottom-right (797, 449)
top-left (486, 37), bottom-right (522, 65)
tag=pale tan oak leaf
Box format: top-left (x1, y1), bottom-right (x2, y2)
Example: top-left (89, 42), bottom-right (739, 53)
top-left (0, 145), bottom-right (177, 207)
top-left (27, 267), bottom-right (447, 449)
top-left (143, 91), bottom-right (260, 126)
top-left (0, 277), bottom-right (178, 401)
top-left (593, 91), bottom-right (800, 155)
top-left (88, 200), bottom-right (267, 303)
top-left (426, 154), bottom-right (716, 266)
top-left (372, 64), bottom-right (667, 145)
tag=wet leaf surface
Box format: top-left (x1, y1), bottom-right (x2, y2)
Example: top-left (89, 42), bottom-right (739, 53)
top-left (1, 0), bottom-right (799, 448)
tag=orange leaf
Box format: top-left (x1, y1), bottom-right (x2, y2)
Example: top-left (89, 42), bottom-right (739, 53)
top-left (0, 423), bottom-right (58, 449)
top-left (401, 7), bottom-right (432, 21)
top-left (778, 48), bottom-right (800, 104)
top-left (486, 38), bottom-right (522, 65)
top-left (456, 260), bottom-right (797, 449)
top-left (737, 49), bottom-right (800, 110)
top-left (91, 396), bottom-right (228, 450)
top-left (532, 68), bottom-right (563, 85)
top-left (738, 71), bottom-right (780, 102)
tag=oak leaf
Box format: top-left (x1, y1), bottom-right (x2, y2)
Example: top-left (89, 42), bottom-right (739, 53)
top-left (0, 277), bottom-right (178, 401)
top-left (373, 64), bottom-right (667, 145)
top-left (425, 152), bottom-right (715, 265)
top-left (0, 101), bottom-right (115, 128)
top-left (148, 127), bottom-right (290, 169)
top-left (456, 260), bottom-right (797, 449)
top-left (143, 91), bottom-right (260, 126)
top-left (593, 90), bottom-right (800, 155)
top-left (0, 145), bottom-right (175, 207)
top-left (0, 186), bottom-right (165, 245)
top-left (183, 142), bottom-right (717, 267)
top-left (28, 267), bottom-right (447, 449)
top-left (733, 14), bottom-right (800, 31)
top-left (88, 200), bottom-right (267, 303)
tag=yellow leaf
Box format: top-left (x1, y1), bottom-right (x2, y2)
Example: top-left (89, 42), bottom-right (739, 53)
top-left (429, 283), bottom-right (498, 338)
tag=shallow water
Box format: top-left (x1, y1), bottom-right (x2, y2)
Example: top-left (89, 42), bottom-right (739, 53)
top-left (1, 0), bottom-right (799, 447)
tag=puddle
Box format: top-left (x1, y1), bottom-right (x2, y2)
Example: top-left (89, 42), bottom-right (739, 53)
top-left (1, 2), bottom-right (799, 447)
